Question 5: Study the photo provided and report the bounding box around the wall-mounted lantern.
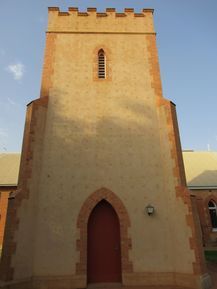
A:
[146,204,155,216]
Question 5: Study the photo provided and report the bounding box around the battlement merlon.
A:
[47,7,155,34]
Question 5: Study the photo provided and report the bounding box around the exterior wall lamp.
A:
[146,204,155,216]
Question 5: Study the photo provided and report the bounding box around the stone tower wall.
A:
[0,8,210,289]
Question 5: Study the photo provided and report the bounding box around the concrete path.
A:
[87,265,217,289]
[207,262,217,287]
[87,284,195,289]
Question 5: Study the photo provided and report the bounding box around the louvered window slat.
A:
[98,49,106,79]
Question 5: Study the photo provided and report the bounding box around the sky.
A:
[0,0,217,152]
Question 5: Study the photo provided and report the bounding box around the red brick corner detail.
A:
[0,97,48,282]
[0,30,55,282]
[40,33,57,97]
[76,187,133,276]
[157,98,207,275]
[147,34,163,99]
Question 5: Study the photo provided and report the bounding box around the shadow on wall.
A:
[33,86,164,239]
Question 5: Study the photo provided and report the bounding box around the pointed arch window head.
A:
[208,200,217,231]
[98,49,106,79]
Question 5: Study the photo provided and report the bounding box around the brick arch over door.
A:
[76,187,133,276]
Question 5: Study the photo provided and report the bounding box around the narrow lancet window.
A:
[98,49,106,79]
[208,200,217,231]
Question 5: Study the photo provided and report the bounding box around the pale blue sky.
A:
[0,0,217,152]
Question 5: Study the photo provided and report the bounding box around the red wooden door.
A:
[87,200,122,283]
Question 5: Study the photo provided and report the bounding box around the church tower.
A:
[0,7,212,289]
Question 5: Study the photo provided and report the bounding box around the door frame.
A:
[87,200,122,283]
[76,187,133,284]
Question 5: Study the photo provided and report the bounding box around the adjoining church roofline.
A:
[47,7,154,17]
[0,153,20,186]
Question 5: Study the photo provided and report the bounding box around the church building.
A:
[0,7,212,289]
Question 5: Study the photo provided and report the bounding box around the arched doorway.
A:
[87,200,122,284]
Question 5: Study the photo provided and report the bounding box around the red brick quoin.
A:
[76,187,133,277]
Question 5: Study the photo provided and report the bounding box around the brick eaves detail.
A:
[143,9,154,14]
[87,8,97,12]
[134,14,145,17]
[68,7,78,12]
[106,8,116,12]
[124,8,134,13]
[48,7,59,12]
[78,12,89,17]
[76,187,133,277]
[58,12,70,16]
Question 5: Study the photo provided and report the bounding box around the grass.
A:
[205,250,217,263]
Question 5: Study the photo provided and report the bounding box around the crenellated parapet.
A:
[47,7,155,34]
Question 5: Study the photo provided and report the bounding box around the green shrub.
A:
[204,250,217,262]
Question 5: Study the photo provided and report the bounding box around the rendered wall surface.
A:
[0,8,211,289]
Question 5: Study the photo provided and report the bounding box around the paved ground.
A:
[87,264,217,288]
[207,262,217,287]
[87,283,211,289]
[87,284,193,289]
